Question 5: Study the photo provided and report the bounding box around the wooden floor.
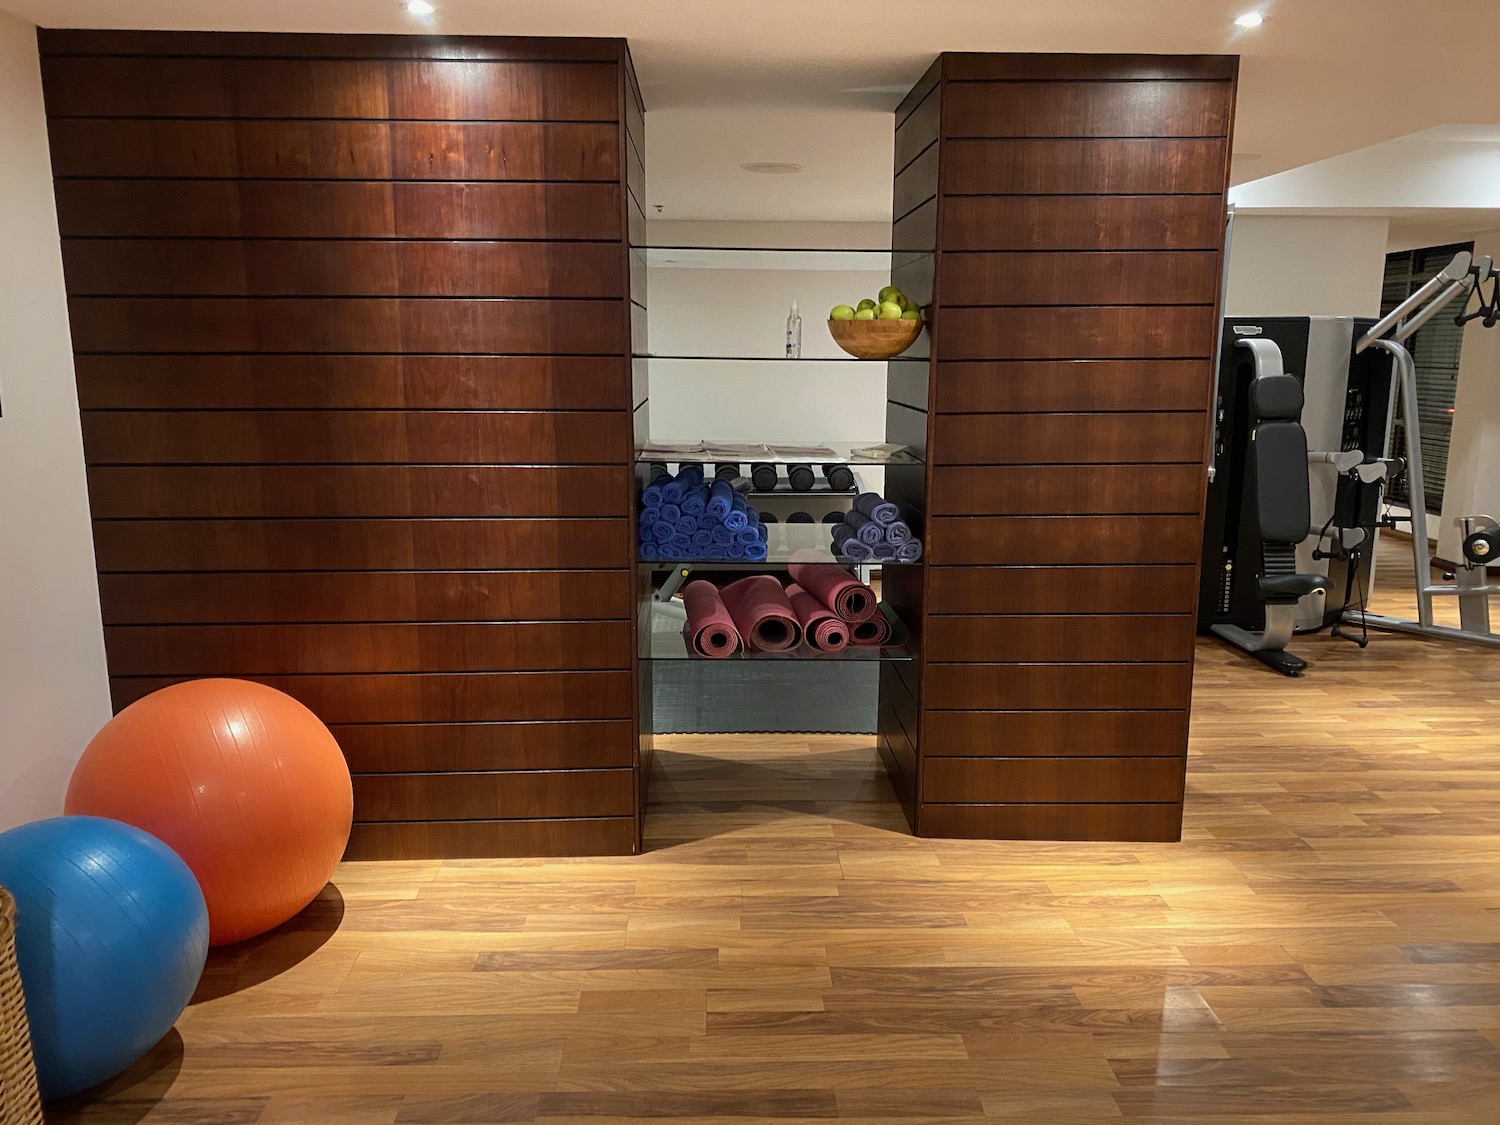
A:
[53,547,1500,1124]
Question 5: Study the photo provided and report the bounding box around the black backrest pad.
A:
[1251,372,1304,421]
[1252,421,1312,543]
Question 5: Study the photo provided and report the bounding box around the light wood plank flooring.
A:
[51,546,1500,1124]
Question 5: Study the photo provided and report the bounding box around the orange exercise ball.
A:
[65,678,352,946]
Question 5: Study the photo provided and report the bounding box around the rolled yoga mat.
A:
[823,464,855,492]
[681,487,709,517]
[787,463,816,492]
[658,502,682,525]
[640,507,660,528]
[714,463,740,481]
[883,519,913,545]
[691,528,714,548]
[787,562,878,623]
[720,575,802,652]
[850,606,892,646]
[786,583,850,653]
[707,478,735,519]
[641,478,666,508]
[895,538,923,563]
[854,491,900,526]
[751,462,779,491]
[845,510,885,546]
[711,526,733,546]
[871,542,896,561]
[724,508,749,532]
[839,539,874,562]
[682,581,741,657]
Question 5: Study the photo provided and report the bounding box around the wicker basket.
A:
[0,891,42,1124]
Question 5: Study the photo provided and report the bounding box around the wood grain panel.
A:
[40,57,619,120]
[929,465,1204,515]
[923,757,1185,804]
[893,198,937,253]
[943,81,1232,138]
[98,570,632,624]
[48,119,620,181]
[932,413,1205,465]
[877,696,918,830]
[920,801,1182,842]
[925,663,1192,711]
[38,29,623,62]
[935,306,1215,361]
[86,465,632,519]
[893,142,940,222]
[344,816,636,860]
[352,769,635,822]
[68,297,625,355]
[103,621,632,675]
[942,196,1224,252]
[923,709,1189,758]
[91,518,631,572]
[942,138,1228,196]
[924,615,1195,664]
[82,411,631,466]
[61,240,625,298]
[926,565,1197,615]
[893,84,939,174]
[74,355,630,411]
[927,516,1203,566]
[54,180,623,239]
[334,719,635,773]
[933,360,1211,413]
[110,670,634,723]
[939,251,1220,307]
[944,53,1237,81]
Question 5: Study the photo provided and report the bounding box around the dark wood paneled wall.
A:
[880,53,1236,842]
[40,31,644,858]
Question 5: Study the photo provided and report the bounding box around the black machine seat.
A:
[1260,573,1330,600]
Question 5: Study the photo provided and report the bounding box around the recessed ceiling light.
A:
[1234,11,1264,28]
[740,162,804,175]
[406,0,435,16]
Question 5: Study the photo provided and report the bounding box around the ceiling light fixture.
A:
[406,0,435,16]
[1234,11,1264,28]
[739,162,804,175]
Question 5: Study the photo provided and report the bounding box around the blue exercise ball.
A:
[0,816,208,1100]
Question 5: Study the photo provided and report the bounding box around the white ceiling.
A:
[8,0,1500,223]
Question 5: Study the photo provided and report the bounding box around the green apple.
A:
[830,304,856,321]
[853,308,877,320]
[878,285,905,305]
[898,294,915,311]
[856,298,878,312]
[877,301,903,320]
[901,307,922,321]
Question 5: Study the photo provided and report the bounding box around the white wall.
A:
[0,11,112,828]
[1437,229,1500,564]
[1224,214,1391,318]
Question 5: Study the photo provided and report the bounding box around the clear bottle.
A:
[785,299,802,358]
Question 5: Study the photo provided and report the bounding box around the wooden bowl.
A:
[827,317,923,360]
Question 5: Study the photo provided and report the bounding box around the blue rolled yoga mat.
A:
[708,479,734,519]
[854,491,900,526]
[745,541,769,561]
[642,480,666,508]
[639,542,658,560]
[692,529,714,547]
[895,539,923,563]
[676,514,699,535]
[669,535,692,556]
[650,521,675,543]
[658,502,682,525]
[872,542,897,561]
[884,519,913,545]
[840,539,875,562]
[724,509,748,532]
[735,527,761,546]
[681,487,709,517]
[640,507,660,527]
[727,542,749,559]
[731,493,748,514]
[711,526,733,545]
[846,510,884,546]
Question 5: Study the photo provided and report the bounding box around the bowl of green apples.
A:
[827,286,924,359]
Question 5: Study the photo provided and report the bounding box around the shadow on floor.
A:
[190,883,346,1004]
[43,1030,185,1125]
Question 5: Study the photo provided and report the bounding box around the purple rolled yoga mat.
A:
[787,562,878,623]
[786,583,849,653]
[854,491,900,526]
[720,575,802,652]
[845,510,885,545]
[682,580,741,658]
[849,607,892,646]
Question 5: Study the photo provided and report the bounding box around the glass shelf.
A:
[642,598,913,662]
[637,522,921,570]
[637,441,919,467]
[636,354,894,364]
[645,247,893,271]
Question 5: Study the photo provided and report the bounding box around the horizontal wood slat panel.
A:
[103,621,632,675]
[939,251,1220,307]
[54,180,623,240]
[932,413,1205,465]
[333,719,636,773]
[923,757,1185,804]
[98,570,632,624]
[929,465,1204,515]
[87,465,632,519]
[40,57,619,120]
[68,297,626,355]
[892,198,937,253]
[926,565,1198,615]
[944,81,1232,138]
[74,355,630,411]
[943,54,1237,82]
[893,86,939,174]
[935,306,1215,361]
[923,709,1189,758]
[344,816,636,860]
[920,802,1183,842]
[927,516,1203,565]
[62,240,625,298]
[110,670,635,722]
[942,138,1228,196]
[38,30,624,62]
[91,518,632,571]
[933,360,1211,413]
[352,769,635,822]
[924,615,1195,664]
[892,142,940,222]
[82,411,631,466]
[926,663,1193,711]
[48,119,620,181]
[942,196,1225,252]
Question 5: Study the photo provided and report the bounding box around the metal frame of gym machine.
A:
[1354,249,1500,649]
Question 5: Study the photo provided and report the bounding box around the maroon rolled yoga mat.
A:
[682,580,741,658]
[849,606,892,647]
[786,583,849,653]
[720,575,802,652]
[787,562,878,623]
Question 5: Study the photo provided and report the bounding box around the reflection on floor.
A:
[50,542,1500,1124]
